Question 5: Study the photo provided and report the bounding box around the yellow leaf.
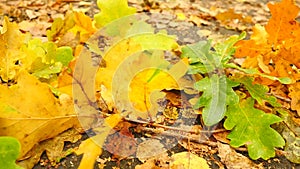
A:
[0,71,80,158]
[76,136,103,169]
[171,152,210,169]
[76,113,122,169]
[47,11,95,50]
[17,128,82,169]
[176,13,186,20]
[0,16,27,81]
[93,34,186,119]
[94,0,136,28]
[68,11,96,42]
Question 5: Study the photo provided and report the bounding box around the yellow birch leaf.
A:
[0,71,80,158]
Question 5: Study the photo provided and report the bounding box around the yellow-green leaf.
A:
[94,0,136,28]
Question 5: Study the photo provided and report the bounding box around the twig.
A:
[124,117,227,134]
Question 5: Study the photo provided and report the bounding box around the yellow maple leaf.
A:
[0,71,80,158]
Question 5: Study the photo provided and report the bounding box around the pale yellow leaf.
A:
[171,152,210,169]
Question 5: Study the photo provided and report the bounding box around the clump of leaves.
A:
[234,0,300,117]
[181,0,300,161]
[1,0,299,168]
[182,32,286,160]
[0,16,73,83]
[181,33,245,126]
[235,0,300,84]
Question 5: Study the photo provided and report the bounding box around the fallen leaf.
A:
[75,135,103,169]
[18,20,51,38]
[0,16,27,81]
[0,71,80,158]
[17,129,82,169]
[236,76,280,107]
[213,131,230,144]
[280,111,300,164]
[217,142,264,169]
[91,16,187,119]
[75,114,122,169]
[47,11,95,50]
[224,97,285,160]
[216,8,252,24]
[105,122,137,158]
[94,0,136,28]
[288,82,300,116]
[136,139,167,162]
[170,152,210,169]
[235,0,300,84]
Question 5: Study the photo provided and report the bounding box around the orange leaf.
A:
[288,82,300,116]
[235,0,300,84]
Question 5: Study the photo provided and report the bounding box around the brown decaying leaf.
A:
[0,71,80,159]
[105,122,137,158]
[217,142,264,169]
[136,139,167,162]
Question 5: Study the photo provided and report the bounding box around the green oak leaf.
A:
[237,76,281,107]
[194,75,239,126]
[0,136,23,169]
[224,98,285,160]
[94,0,136,28]
[55,46,73,67]
[182,34,244,126]
[215,31,246,64]
[225,63,292,84]
[181,40,216,74]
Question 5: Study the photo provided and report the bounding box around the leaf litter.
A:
[0,0,300,169]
